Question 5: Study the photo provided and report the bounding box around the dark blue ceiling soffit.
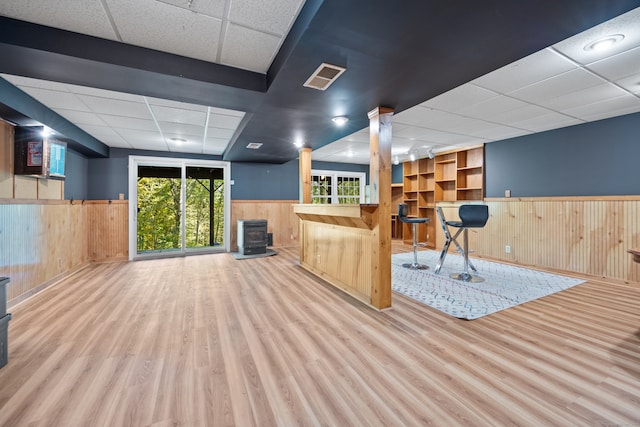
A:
[0,1,638,163]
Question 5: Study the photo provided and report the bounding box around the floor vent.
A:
[303,63,346,91]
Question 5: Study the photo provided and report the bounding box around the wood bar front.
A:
[293,204,390,309]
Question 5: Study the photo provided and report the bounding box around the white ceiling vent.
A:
[246,142,263,149]
[303,63,346,91]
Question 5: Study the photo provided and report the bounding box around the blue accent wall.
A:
[83,148,370,200]
[87,149,129,200]
[392,164,403,184]
[64,149,88,200]
[231,160,370,200]
[485,112,640,197]
[86,148,223,200]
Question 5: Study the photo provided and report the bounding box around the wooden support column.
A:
[299,147,312,204]
[368,107,394,309]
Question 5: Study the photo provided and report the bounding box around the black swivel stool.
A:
[398,203,430,270]
[434,204,488,282]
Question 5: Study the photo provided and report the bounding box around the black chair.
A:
[434,204,488,282]
[398,204,430,270]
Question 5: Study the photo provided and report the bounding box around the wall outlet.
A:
[505,189,511,198]
[505,245,511,254]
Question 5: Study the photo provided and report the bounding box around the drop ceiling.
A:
[0,1,638,163]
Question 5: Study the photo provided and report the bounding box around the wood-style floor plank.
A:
[1,243,639,426]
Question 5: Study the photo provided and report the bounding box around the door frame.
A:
[128,155,231,260]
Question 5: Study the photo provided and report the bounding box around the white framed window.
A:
[311,169,366,204]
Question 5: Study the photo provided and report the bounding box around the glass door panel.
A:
[136,165,183,256]
[185,166,225,251]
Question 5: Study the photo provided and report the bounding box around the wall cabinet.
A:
[401,145,484,247]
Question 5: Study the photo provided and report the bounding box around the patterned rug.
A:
[392,250,585,319]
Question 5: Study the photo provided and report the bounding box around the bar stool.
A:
[434,204,488,282]
[398,203,430,270]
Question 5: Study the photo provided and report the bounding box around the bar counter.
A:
[293,203,391,309]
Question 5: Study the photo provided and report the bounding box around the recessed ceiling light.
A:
[583,34,624,51]
[169,137,187,143]
[332,116,349,126]
[246,142,263,149]
[293,141,303,148]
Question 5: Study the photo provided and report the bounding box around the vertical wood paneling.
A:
[300,221,374,303]
[476,198,640,283]
[0,200,128,304]
[231,200,299,250]
[84,201,128,262]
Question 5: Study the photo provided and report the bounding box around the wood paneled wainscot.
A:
[293,204,391,309]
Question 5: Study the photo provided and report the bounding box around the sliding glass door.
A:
[128,156,230,260]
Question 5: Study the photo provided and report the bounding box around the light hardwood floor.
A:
[1,243,639,426]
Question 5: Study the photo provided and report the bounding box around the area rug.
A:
[392,250,585,319]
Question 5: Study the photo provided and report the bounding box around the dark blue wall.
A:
[485,112,640,197]
[81,147,370,200]
[231,160,298,200]
[392,164,403,184]
[64,149,88,200]
[86,148,223,200]
[231,160,370,200]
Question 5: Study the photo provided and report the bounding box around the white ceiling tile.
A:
[341,130,370,144]
[220,23,280,73]
[393,125,434,140]
[208,114,243,129]
[77,95,150,118]
[159,122,204,136]
[203,137,230,155]
[417,129,483,145]
[564,94,640,121]
[2,74,74,92]
[552,7,640,65]
[616,72,640,94]
[106,0,221,63]
[55,109,108,126]
[586,46,640,81]
[468,125,530,140]
[70,85,144,102]
[421,84,499,112]
[0,0,119,40]
[393,105,437,126]
[151,105,208,125]
[15,87,88,110]
[77,125,131,147]
[209,107,245,117]
[156,0,226,18]
[457,96,533,121]
[99,115,157,131]
[488,103,551,125]
[113,128,167,147]
[146,97,208,111]
[508,68,605,103]
[509,112,583,133]
[206,127,235,139]
[166,139,203,153]
[228,0,305,35]
[472,48,576,94]
[538,83,630,111]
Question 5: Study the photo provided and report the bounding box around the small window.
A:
[311,170,366,204]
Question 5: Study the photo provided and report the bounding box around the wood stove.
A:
[237,219,268,255]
